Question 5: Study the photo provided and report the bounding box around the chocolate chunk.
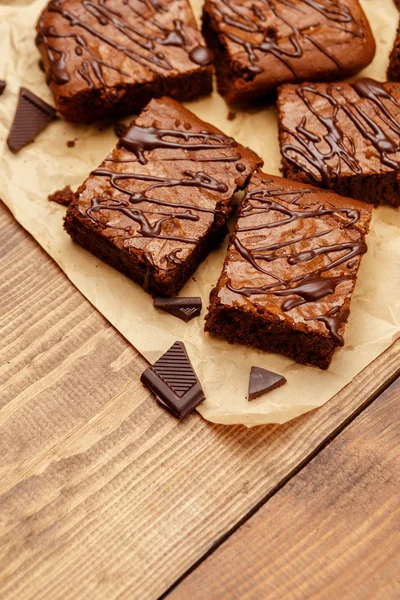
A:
[154,297,202,322]
[248,367,286,401]
[141,341,205,418]
[48,185,74,206]
[0,80,6,96]
[7,87,57,154]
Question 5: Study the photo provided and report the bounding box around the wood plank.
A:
[0,201,399,600]
[168,378,400,600]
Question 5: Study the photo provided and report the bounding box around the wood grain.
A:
[169,378,400,600]
[0,201,399,600]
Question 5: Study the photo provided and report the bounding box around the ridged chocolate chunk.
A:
[141,341,205,418]
[7,87,57,154]
[154,297,202,322]
[248,367,287,401]
[0,81,6,96]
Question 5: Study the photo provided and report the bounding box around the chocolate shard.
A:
[154,297,202,322]
[7,87,57,154]
[248,367,287,401]
[0,80,6,96]
[141,341,205,418]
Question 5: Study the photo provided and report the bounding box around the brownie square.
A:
[205,172,372,369]
[278,79,400,206]
[36,0,214,123]
[202,0,375,104]
[64,97,263,296]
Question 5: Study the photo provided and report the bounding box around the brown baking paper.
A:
[0,0,399,425]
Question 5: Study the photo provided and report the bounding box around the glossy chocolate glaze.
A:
[280,79,400,187]
[218,173,371,345]
[120,124,237,164]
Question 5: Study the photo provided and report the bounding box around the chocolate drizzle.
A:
[305,305,350,345]
[189,45,214,66]
[281,80,400,187]
[213,0,364,80]
[36,0,212,89]
[227,182,368,343]
[120,124,237,164]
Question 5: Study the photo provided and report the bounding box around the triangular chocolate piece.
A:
[154,297,202,322]
[0,80,6,96]
[7,87,57,154]
[141,341,205,418]
[248,367,286,401]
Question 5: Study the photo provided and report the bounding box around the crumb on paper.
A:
[114,122,128,138]
[67,140,76,148]
[227,111,236,121]
[48,185,74,206]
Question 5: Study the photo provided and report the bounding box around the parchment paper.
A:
[0,0,399,425]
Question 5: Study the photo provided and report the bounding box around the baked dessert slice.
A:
[36,0,214,123]
[64,97,262,296]
[202,0,375,104]
[278,79,400,206]
[205,172,372,369]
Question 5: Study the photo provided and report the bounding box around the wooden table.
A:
[1,201,399,600]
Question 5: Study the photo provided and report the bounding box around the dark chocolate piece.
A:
[0,80,6,96]
[48,185,74,206]
[202,0,375,104]
[154,297,202,322]
[64,97,262,297]
[278,79,400,206]
[205,172,372,369]
[7,87,57,154]
[248,367,286,401]
[141,341,205,418]
[36,0,214,123]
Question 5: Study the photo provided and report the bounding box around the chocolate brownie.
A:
[205,172,372,369]
[64,97,262,296]
[278,79,400,206]
[36,0,214,123]
[202,0,375,104]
